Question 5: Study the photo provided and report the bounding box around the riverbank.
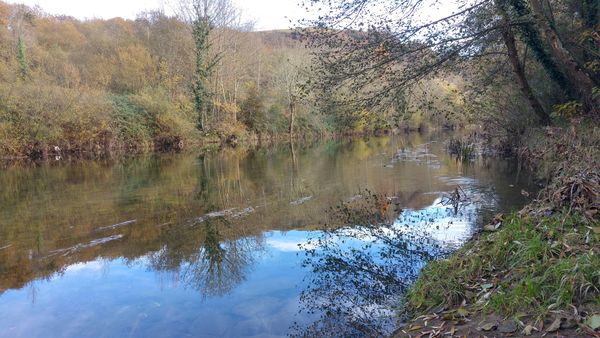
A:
[397,120,600,337]
[0,127,399,163]
[0,130,317,161]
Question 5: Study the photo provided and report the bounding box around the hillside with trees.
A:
[0,1,326,158]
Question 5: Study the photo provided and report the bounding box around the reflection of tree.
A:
[195,154,211,205]
[292,192,452,337]
[147,218,264,298]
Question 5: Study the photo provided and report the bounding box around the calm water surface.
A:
[0,134,534,337]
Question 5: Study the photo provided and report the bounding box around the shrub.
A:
[0,81,112,157]
[112,87,197,152]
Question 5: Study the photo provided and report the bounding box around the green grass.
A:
[407,211,600,318]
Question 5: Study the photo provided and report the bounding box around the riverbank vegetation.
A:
[302,0,599,141]
[0,0,509,160]
[0,0,598,160]
[404,212,600,336]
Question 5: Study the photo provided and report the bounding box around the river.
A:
[0,133,535,337]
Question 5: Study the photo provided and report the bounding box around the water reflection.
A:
[292,187,496,337]
[0,133,535,337]
[147,219,265,298]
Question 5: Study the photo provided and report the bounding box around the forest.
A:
[0,0,510,159]
[0,1,326,158]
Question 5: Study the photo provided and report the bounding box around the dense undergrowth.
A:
[0,82,202,157]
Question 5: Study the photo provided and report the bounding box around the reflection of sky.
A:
[0,234,314,338]
[395,198,481,244]
[0,195,495,338]
[266,231,316,252]
[288,184,503,336]
[332,193,489,247]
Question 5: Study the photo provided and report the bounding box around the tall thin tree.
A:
[178,0,239,130]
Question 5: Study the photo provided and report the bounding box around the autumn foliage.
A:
[0,2,318,158]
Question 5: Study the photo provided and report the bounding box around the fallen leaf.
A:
[523,324,534,336]
[444,326,456,336]
[547,317,563,332]
[479,322,497,331]
[456,308,469,317]
[430,304,445,314]
[498,321,517,333]
[442,314,455,321]
[585,314,600,330]
[409,324,423,331]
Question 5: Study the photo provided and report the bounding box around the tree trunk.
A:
[497,3,550,123]
[503,29,550,123]
[528,0,600,109]
[289,99,296,139]
[496,0,550,122]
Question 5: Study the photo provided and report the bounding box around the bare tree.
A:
[277,50,310,138]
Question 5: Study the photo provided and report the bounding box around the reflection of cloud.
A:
[267,239,316,252]
[333,198,474,244]
[65,261,103,273]
[397,211,473,244]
